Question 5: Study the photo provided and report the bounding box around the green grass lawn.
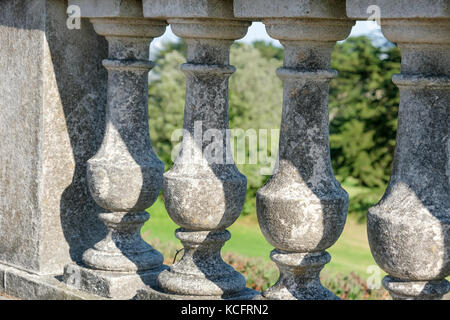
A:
[142,184,384,281]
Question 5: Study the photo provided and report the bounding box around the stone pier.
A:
[0,0,107,299]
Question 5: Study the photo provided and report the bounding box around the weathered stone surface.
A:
[157,230,247,297]
[135,286,258,300]
[256,69,348,255]
[162,61,247,233]
[63,263,166,299]
[0,269,4,292]
[143,2,252,299]
[68,0,143,17]
[0,0,445,302]
[0,263,102,300]
[346,0,450,19]
[60,4,168,299]
[234,0,354,300]
[262,251,337,300]
[143,0,235,19]
[382,277,450,300]
[351,2,450,299]
[0,0,107,275]
[234,0,348,19]
[157,35,250,296]
[82,20,166,272]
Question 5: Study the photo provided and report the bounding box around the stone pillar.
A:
[141,0,255,300]
[63,0,168,299]
[0,0,107,291]
[347,0,450,300]
[235,0,354,300]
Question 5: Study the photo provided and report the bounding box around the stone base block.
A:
[63,263,167,299]
[0,0,108,276]
[0,263,102,300]
[135,285,260,300]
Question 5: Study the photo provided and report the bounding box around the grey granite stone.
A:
[135,286,259,300]
[350,3,450,300]
[234,0,348,19]
[63,263,167,299]
[61,4,168,299]
[262,251,337,300]
[346,0,450,19]
[156,230,247,297]
[0,0,445,302]
[234,0,354,300]
[0,269,4,292]
[382,277,450,300]
[68,0,144,18]
[143,1,252,299]
[0,0,107,275]
[0,263,102,300]
[143,0,235,19]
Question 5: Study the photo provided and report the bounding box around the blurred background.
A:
[143,21,400,299]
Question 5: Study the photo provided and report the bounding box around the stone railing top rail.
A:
[234,0,347,19]
[347,0,450,19]
[69,0,450,19]
[69,0,144,17]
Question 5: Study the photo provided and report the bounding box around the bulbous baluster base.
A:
[82,211,164,272]
[156,229,247,298]
[383,276,450,300]
[64,211,167,299]
[263,250,338,300]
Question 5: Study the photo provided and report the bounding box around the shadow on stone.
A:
[45,5,109,265]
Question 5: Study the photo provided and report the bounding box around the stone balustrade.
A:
[0,0,448,300]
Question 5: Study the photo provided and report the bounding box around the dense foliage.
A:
[329,37,401,189]
[148,36,401,220]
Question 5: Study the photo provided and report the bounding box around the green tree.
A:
[252,40,284,61]
[149,50,186,166]
[329,37,400,189]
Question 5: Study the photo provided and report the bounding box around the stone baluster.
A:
[347,0,450,300]
[141,0,255,299]
[235,0,354,300]
[63,1,167,299]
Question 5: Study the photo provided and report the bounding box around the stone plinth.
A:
[62,264,165,299]
[0,263,103,300]
[0,0,107,279]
